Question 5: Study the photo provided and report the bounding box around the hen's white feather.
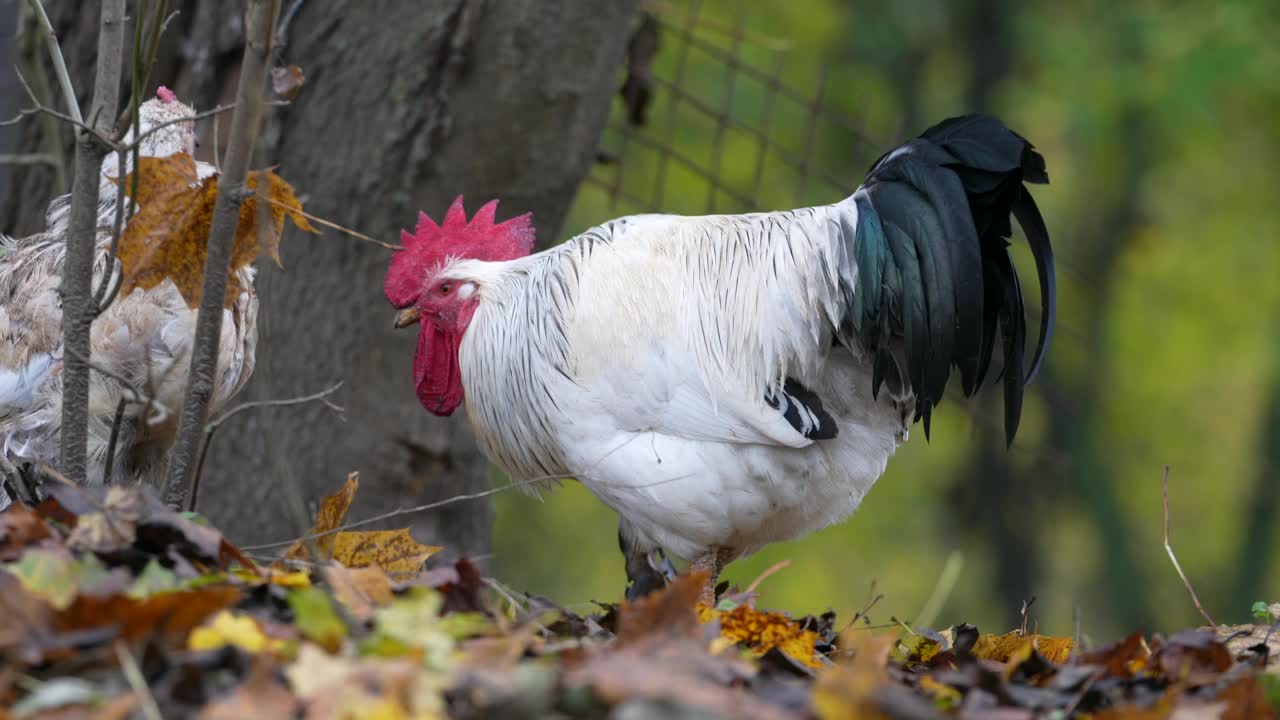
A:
[0,94,258,491]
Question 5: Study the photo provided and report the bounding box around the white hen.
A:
[0,88,257,493]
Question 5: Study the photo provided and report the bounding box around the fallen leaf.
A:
[1079,630,1149,678]
[373,587,454,668]
[65,486,144,554]
[812,632,896,720]
[117,153,316,308]
[323,563,393,622]
[329,529,440,580]
[286,643,448,720]
[200,657,297,720]
[188,609,285,654]
[971,631,1074,665]
[617,570,707,644]
[699,603,824,669]
[56,585,241,645]
[0,571,52,662]
[287,587,347,653]
[4,547,81,609]
[0,504,53,561]
[283,472,359,562]
[1153,630,1233,683]
[271,64,306,99]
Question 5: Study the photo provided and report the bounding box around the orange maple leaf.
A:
[117,153,317,308]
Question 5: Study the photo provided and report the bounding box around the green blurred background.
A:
[491,0,1280,642]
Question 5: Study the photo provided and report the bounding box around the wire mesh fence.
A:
[566,1,881,231]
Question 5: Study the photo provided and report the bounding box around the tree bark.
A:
[197,0,638,560]
[4,0,638,562]
[0,0,20,201]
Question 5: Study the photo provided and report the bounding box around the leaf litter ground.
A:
[1,475,1277,719]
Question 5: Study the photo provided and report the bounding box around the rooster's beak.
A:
[394,307,421,329]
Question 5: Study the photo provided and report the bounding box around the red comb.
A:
[156,86,177,104]
[384,196,535,307]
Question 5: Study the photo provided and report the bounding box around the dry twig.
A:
[189,381,345,511]
[23,0,81,123]
[163,0,279,508]
[239,475,576,552]
[114,641,163,720]
[58,0,126,484]
[1163,465,1218,627]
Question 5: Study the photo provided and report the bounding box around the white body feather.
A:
[447,201,910,561]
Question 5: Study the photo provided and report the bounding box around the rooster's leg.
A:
[619,522,676,601]
[690,547,732,606]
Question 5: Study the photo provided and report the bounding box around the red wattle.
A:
[413,324,464,415]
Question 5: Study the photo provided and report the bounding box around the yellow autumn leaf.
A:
[281,472,360,563]
[188,610,285,654]
[330,529,440,580]
[971,631,1074,665]
[117,153,317,309]
[698,603,824,669]
[232,567,312,588]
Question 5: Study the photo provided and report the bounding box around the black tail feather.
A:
[843,114,1055,444]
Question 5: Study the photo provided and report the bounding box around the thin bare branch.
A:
[113,642,163,720]
[264,196,399,250]
[164,0,280,508]
[12,66,116,147]
[1163,465,1218,627]
[125,104,237,151]
[0,152,59,166]
[239,475,571,552]
[189,381,345,512]
[102,397,128,485]
[59,0,127,484]
[62,343,148,405]
[24,0,82,123]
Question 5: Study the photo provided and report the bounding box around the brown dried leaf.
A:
[282,472,359,562]
[0,571,53,662]
[971,631,1074,665]
[0,504,53,561]
[1152,630,1233,682]
[200,658,298,720]
[65,486,144,554]
[117,154,316,308]
[271,64,306,99]
[329,529,440,581]
[616,570,707,644]
[54,585,241,645]
[1079,631,1149,678]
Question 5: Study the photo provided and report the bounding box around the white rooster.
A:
[0,88,257,493]
[386,115,1055,602]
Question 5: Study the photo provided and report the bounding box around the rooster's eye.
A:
[439,284,452,296]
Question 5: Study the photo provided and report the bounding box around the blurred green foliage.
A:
[492,0,1280,641]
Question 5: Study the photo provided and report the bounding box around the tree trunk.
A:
[0,0,19,201]
[3,0,639,562]
[201,0,638,561]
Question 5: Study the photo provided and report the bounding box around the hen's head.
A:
[134,86,198,157]
[101,87,199,187]
[387,196,535,415]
